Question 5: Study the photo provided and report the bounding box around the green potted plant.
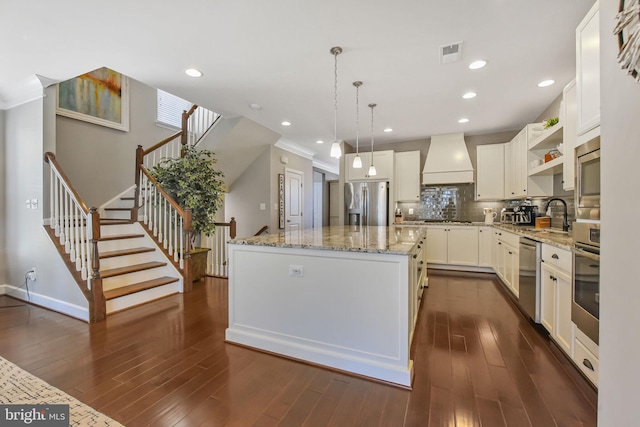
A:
[150,145,225,280]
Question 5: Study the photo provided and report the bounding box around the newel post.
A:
[183,209,193,292]
[180,110,188,149]
[229,217,237,239]
[89,207,106,322]
[133,145,144,222]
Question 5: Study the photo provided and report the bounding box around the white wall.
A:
[598,0,640,424]
[2,94,88,319]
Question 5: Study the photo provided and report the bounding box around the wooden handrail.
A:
[143,130,183,155]
[215,217,236,239]
[139,166,186,215]
[44,152,90,214]
[254,225,269,236]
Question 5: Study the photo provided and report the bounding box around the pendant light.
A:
[330,47,343,158]
[352,81,363,168]
[368,103,377,176]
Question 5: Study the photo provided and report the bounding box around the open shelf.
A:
[529,123,563,150]
[529,156,564,176]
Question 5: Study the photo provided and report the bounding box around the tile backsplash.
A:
[397,183,574,229]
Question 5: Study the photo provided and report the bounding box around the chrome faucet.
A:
[544,198,569,232]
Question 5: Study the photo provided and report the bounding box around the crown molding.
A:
[312,159,339,175]
[0,75,46,110]
[274,139,315,160]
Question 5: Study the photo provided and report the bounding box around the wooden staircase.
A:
[97,195,182,315]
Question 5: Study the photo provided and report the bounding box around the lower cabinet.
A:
[478,227,493,267]
[493,229,520,297]
[540,244,573,356]
[426,226,478,266]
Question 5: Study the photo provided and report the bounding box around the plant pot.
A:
[190,247,211,282]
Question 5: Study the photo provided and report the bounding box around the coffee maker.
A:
[514,205,538,226]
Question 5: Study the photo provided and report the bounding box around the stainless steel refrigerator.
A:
[344,181,389,226]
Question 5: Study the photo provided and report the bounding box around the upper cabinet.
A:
[562,79,577,191]
[505,127,528,198]
[476,144,505,201]
[576,0,600,142]
[395,151,421,202]
[345,150,394,181]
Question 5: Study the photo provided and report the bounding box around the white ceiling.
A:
[1,0,595,169]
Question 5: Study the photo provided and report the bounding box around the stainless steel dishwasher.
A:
[519,237,541,322]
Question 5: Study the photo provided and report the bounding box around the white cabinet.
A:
[562,79,577,191]
[576,0,600,138]
[395,151,421,202]
[478,227,493,267]
[574,328,599,387]
[540,244,573,356]
[426,226,478,266]
[493,229,520,297]
[345,150,394,181]
[476,144,505,200]
[505,128,527,199]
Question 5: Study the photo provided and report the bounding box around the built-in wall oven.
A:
[575,138,600,221]
[572,222,600,344]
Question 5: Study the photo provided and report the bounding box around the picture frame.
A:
[279,174,285,229]
[56,67,130,131]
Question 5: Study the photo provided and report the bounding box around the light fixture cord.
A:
[370,104,375,165]
[355,84,359,153]
[334,51,338,145]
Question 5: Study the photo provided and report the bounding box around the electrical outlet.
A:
[260,203,266,211]
[31,198,38,209]
[27,268,36,281]
[289,265,304,277]
[409,208,414,215]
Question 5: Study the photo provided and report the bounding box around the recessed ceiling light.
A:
[537,79,555,88]
[316,140,324,144]
[469,60,487,70]
[281,121,291,126]
[185,68,203,78]
[249,103,262,110]
[458,118,470,123]
[384,128,393,133]
[462,92,477,99]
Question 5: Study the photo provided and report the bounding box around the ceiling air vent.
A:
[440,41,463,64]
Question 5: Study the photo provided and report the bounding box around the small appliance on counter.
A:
[500,208,515,224]
[514,204,538,226]
[483,208,497,225]
[395,208,403,223]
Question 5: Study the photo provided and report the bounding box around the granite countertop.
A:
[492,224,574,250]
[230,225,426,255]
[394,220,574,249]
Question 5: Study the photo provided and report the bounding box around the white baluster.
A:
[49,168,55,228]
[64,190,71,252]
[69,203,77,263]
[80,211,87,280]
[173,209,179,262]
[179,216,184,269]
[56,179,62,240]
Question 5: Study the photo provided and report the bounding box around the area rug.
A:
[0,356,123,426]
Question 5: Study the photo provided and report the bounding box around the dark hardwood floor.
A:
[0,271,597,426]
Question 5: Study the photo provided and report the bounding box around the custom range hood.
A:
[422,132,474,184]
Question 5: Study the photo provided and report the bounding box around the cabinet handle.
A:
[419,261,424,265]
[478,194,480,197]
[552,254,559,260]
[550,275,554,280]
[417,245,421,249]
[508,251,513,255]
[413,254,417,259]
[479,230,482,233]
[583,359,595,371]
[498,242,502,245]
[499,233,502,236]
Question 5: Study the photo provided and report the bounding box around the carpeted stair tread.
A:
[99,247,156,259]
[101,261,167,278]
[104,276,179,300]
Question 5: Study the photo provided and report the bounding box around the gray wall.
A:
[270,146,314,232]
[0,109,5,285]
[599,0,640,424]
[534,93,563,124]
[55,77,174,207]
[225,146,271,238]
[2,95,88,316]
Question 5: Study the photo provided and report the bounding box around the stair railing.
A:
[201,218,237,278]
[44,152,105,322]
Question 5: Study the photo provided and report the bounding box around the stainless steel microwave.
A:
[575,138,600,221]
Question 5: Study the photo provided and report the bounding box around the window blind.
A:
[157,89,192,129]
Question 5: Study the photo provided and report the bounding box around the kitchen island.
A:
[225,225,427,387]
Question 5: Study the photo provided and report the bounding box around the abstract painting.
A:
[57,67,130,131]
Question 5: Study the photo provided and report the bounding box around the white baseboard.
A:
[0,284,89,322]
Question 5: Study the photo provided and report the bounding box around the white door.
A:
[285,168,304,232]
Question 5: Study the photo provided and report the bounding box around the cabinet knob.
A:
[412,254,417,259]
[508,251,513,255]
[550,275,554,280]
[478,194,480,197]
[498,242,502,245]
